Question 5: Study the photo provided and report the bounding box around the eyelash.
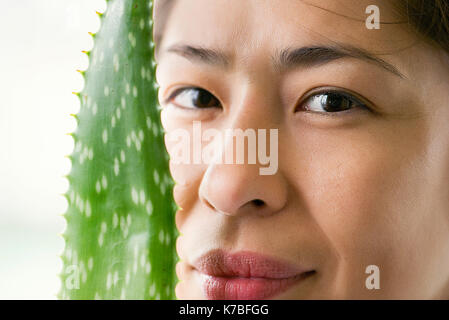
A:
[297,89,370,116]
[166,87,222,110]
[166,86,370,115]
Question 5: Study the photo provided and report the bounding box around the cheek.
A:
[285,119,433,292]
[161,108,203,185]
[162,115,208,220]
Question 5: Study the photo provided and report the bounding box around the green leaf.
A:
[59,0,178,300]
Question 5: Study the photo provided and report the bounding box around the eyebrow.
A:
[163,43,406,79]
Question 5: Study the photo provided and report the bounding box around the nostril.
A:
[252,199,265,207]
[203,198,215,211]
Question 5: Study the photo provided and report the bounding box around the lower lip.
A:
[201,272,312,300]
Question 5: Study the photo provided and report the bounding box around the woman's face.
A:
[155,0,449,299]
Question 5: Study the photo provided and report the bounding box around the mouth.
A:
[193,249,316,300]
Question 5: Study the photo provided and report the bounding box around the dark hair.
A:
[153,0,449,57]
[395,0,449,53]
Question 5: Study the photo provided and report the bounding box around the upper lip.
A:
[193,249,309,279]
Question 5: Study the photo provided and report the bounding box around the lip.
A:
[193,249,314,300]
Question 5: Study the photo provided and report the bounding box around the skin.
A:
[154,0,449,299]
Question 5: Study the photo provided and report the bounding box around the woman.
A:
[153,0,449,299]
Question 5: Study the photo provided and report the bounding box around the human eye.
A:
[296,89,370,115]
[166,87,222,110]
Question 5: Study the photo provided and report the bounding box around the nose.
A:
[199,158,288,217]
[198,88,288,217]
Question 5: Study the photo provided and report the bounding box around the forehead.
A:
[159,0,413,57]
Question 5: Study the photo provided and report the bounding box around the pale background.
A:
[0,0,107,299]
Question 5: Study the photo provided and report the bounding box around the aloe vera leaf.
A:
[59,0,178,300]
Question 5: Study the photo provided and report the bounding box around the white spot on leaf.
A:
[131,188,138,204]
[149,283,156,296]
[101,221,107,233]
[113,54,119,72]
[158,230,164,243]
[153,170,160,184]
[146,201,153,216]
[128,32,136,47]
[138,130,144,141]
[102,175,108,189]
[125,83,130,95]
[98,233,104,247]
[113,212,118,228]
[75,141,82,153]
[165,233,171,245]
[106,272,112,289]
[88,257,94,270]
[139,190,146,204]
[85,200,91,218]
